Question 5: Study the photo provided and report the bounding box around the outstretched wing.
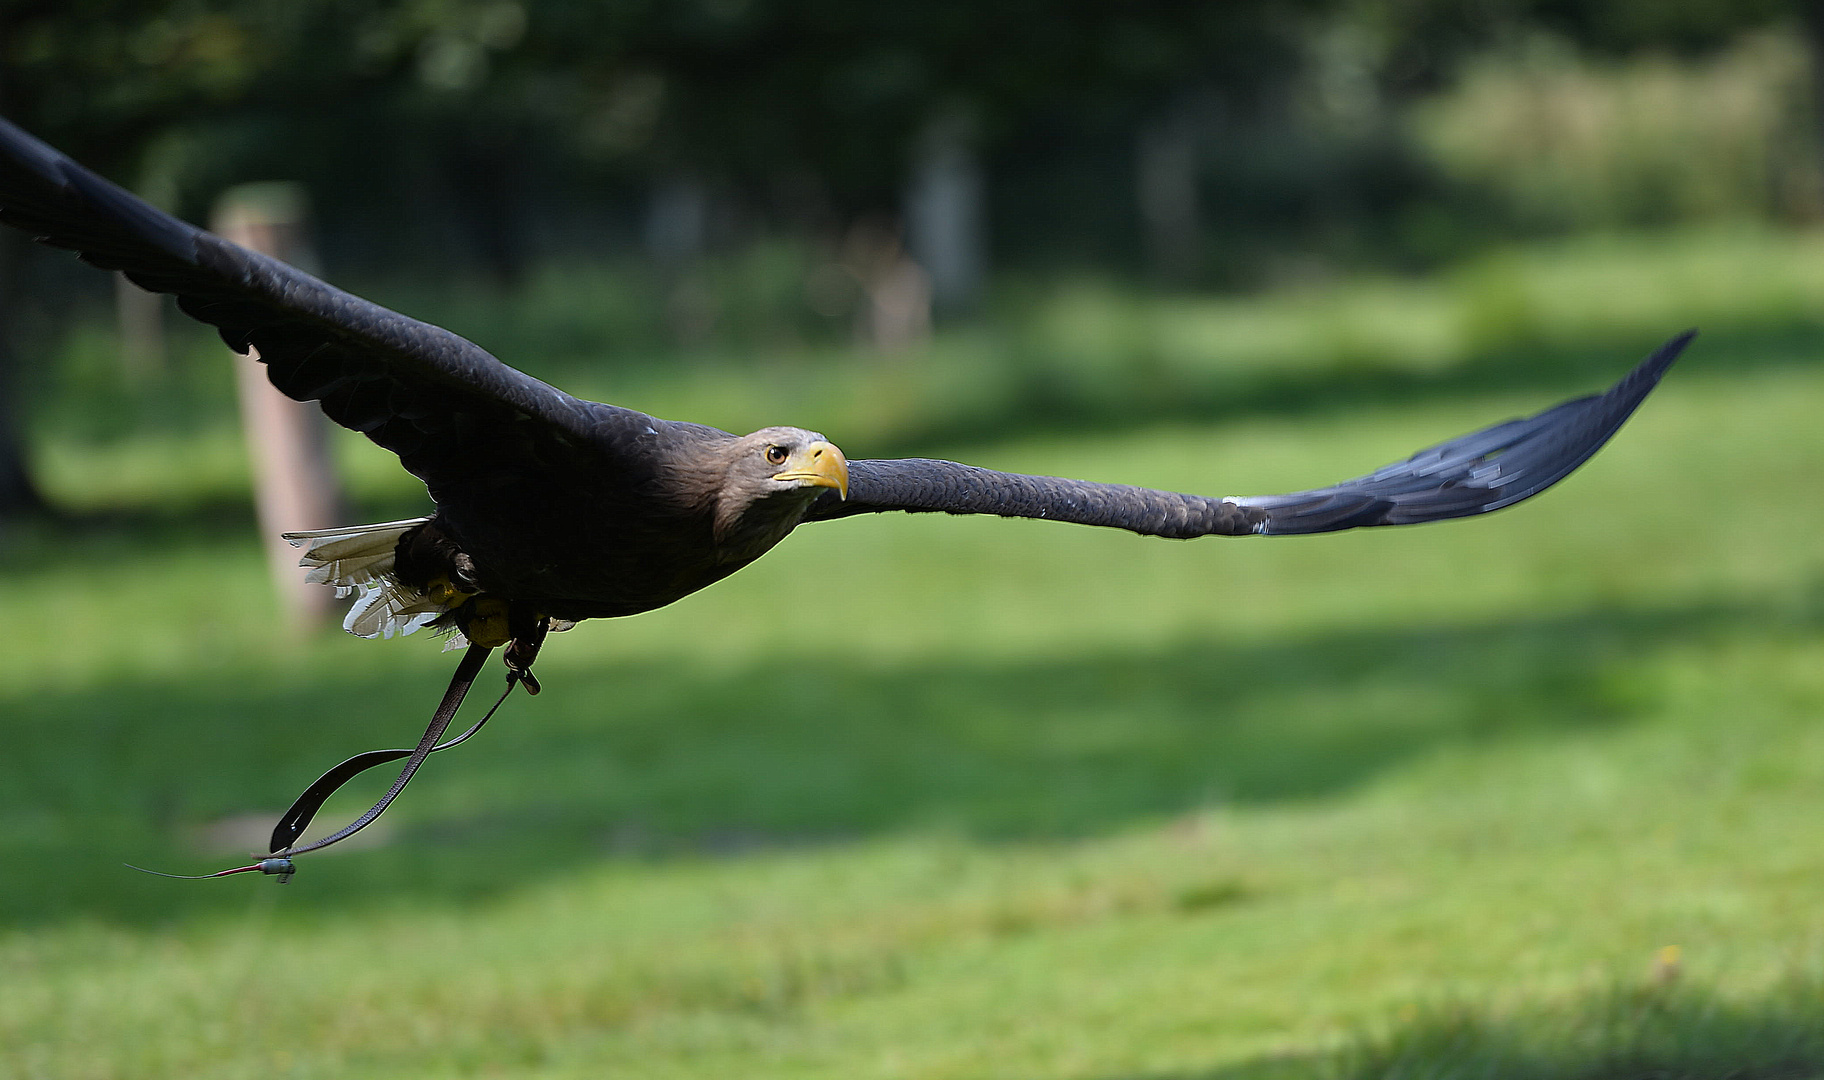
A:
[805,332,1690,538]
[0,116,652,497]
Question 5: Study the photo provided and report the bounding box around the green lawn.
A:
[4,227,1824,1079]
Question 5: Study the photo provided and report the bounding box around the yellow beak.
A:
[772,440,849,500]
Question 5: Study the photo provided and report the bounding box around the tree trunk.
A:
[1137,107,1204,283]
[213,183,347,634]
[115,272,166,380]
[905,112,986,316]
[1802,1,1824,202]
[0,231,48,523]
[644,172,710,262]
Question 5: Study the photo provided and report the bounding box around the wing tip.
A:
[1636,328,1696,384]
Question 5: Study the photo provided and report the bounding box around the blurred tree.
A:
[1338,0,1794,92]
[3,0,1816,318]
[905,112,984,313]
[1,0,1342,305]
[0,235,46,522]
[1136,96,1207,282]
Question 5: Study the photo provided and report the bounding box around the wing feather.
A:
[804,332,1690,539]
[0,116,656,497]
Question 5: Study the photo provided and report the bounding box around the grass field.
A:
[4,227,1824,1079]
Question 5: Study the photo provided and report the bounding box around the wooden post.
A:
[212,183,347,634]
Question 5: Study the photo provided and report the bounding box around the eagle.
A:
[0,117,1688,874]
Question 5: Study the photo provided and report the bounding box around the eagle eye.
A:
[765,445,789,466]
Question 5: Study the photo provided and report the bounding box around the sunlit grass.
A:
[4,227,1824,1079]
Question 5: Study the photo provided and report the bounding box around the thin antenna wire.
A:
[127,858,296,883]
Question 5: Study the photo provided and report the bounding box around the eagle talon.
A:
[503,611,550,695]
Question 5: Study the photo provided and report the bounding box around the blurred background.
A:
[4,2,1824,1078]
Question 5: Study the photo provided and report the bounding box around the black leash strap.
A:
[267,644,518,852]
[263,691,507,852]
[132,620,551,883]
[270,642,497,859]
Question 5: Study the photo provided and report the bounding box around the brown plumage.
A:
[0,115,1689,863]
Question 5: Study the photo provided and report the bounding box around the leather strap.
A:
[271,642,496,858]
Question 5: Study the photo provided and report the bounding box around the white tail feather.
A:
[283,517,453,639]
[344,579,447,639]
[284,517,430,589]
[281,518,582,644]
